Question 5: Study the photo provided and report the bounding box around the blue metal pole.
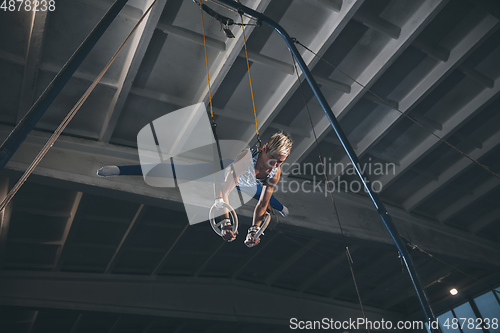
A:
[0,0,129,172]
[216,0,440,329]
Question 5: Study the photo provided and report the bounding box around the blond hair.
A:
[266,131,293,155]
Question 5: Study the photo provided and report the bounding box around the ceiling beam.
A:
[193,240,226,278]
[17,10,48,122]
[230,231,280,280]
[157,23,226,51]
[52,191,83,267]
[411,38,450,62]
[239,50,294,75]
[361,92,399,109]
[99,0,169,143]
[352,11,401,40]
[454,132,483,149]
[0,178,13,270]
[360,257,430,302]
[328,252,394,298]
[285,0,449,171]
[54,194,89,271]
[242,0,364,148]
[469,206,500,234]
[105,204,147,273]
[314,76,351,94]
[107,316,121,333]
[12,206,72,218]
[265,239,319,286]
[338,15,499,182]
[411,114,443,131]
[411,271,500,316]
[129,86,192,108]
[297,246,360,293]
[70,313,84,333]
[40,61,118,89]
[315,0,342,12]
[131,87,312,138]
[2,127,500,267]
[173,322,186,333]
[142,319,155,333]
[458,64,495,88]
[151,223,189,276]
[27,310,38,333]
[403,130,500,211]
[81,0,143,20]
[436,170,500,223]
[376,76,500,190]
[0,271,403,325]
[382,266,454,310]
[0,49,24,66]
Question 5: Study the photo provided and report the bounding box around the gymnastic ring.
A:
[209,197,238,237]
[253,211,271,240]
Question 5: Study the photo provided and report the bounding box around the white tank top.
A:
[236,148,277,187]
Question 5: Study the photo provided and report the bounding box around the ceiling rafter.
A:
[52,191,84,268]
[242,0,364,147]
[458,64,495,88]
[17,10,48,122]
[437,170,500,224]
[54,194,90,271]
[151,223,189,276]
[0,271,404,325]
[352,10,401,40]
[285,0,449,171]
[81,0,143,20]
[469,206,500,234]
[403,130,500,212]
[328,252,394,298]
[70,313,84,333]
[454,131,483,149]
[142,319,156,333]
[360,257,430,303]
[107,316,122,333]
[0,178,13,270]
[194,0,273,105]
[377,76,500,190]
[27,310,38,333]
[411,271,500,316]
[193,239,226,277]
[382,266,452,310]
[411,38,450,62]
[297,245,360,293]
[265,238,319,286]
[3,126,499,265]
[230,231,280,280]
[157,22,226,51]
[105,204,147,273]
[99,0,169,143]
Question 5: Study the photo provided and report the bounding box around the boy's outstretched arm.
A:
[245,168,281,247]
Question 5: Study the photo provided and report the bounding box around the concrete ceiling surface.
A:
[1,0,500,332]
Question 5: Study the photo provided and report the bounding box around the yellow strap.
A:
[240,15,260,141]
[200,1,214,118]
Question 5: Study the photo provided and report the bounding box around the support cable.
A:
[0,0,160,212]
[293,39,500,181]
